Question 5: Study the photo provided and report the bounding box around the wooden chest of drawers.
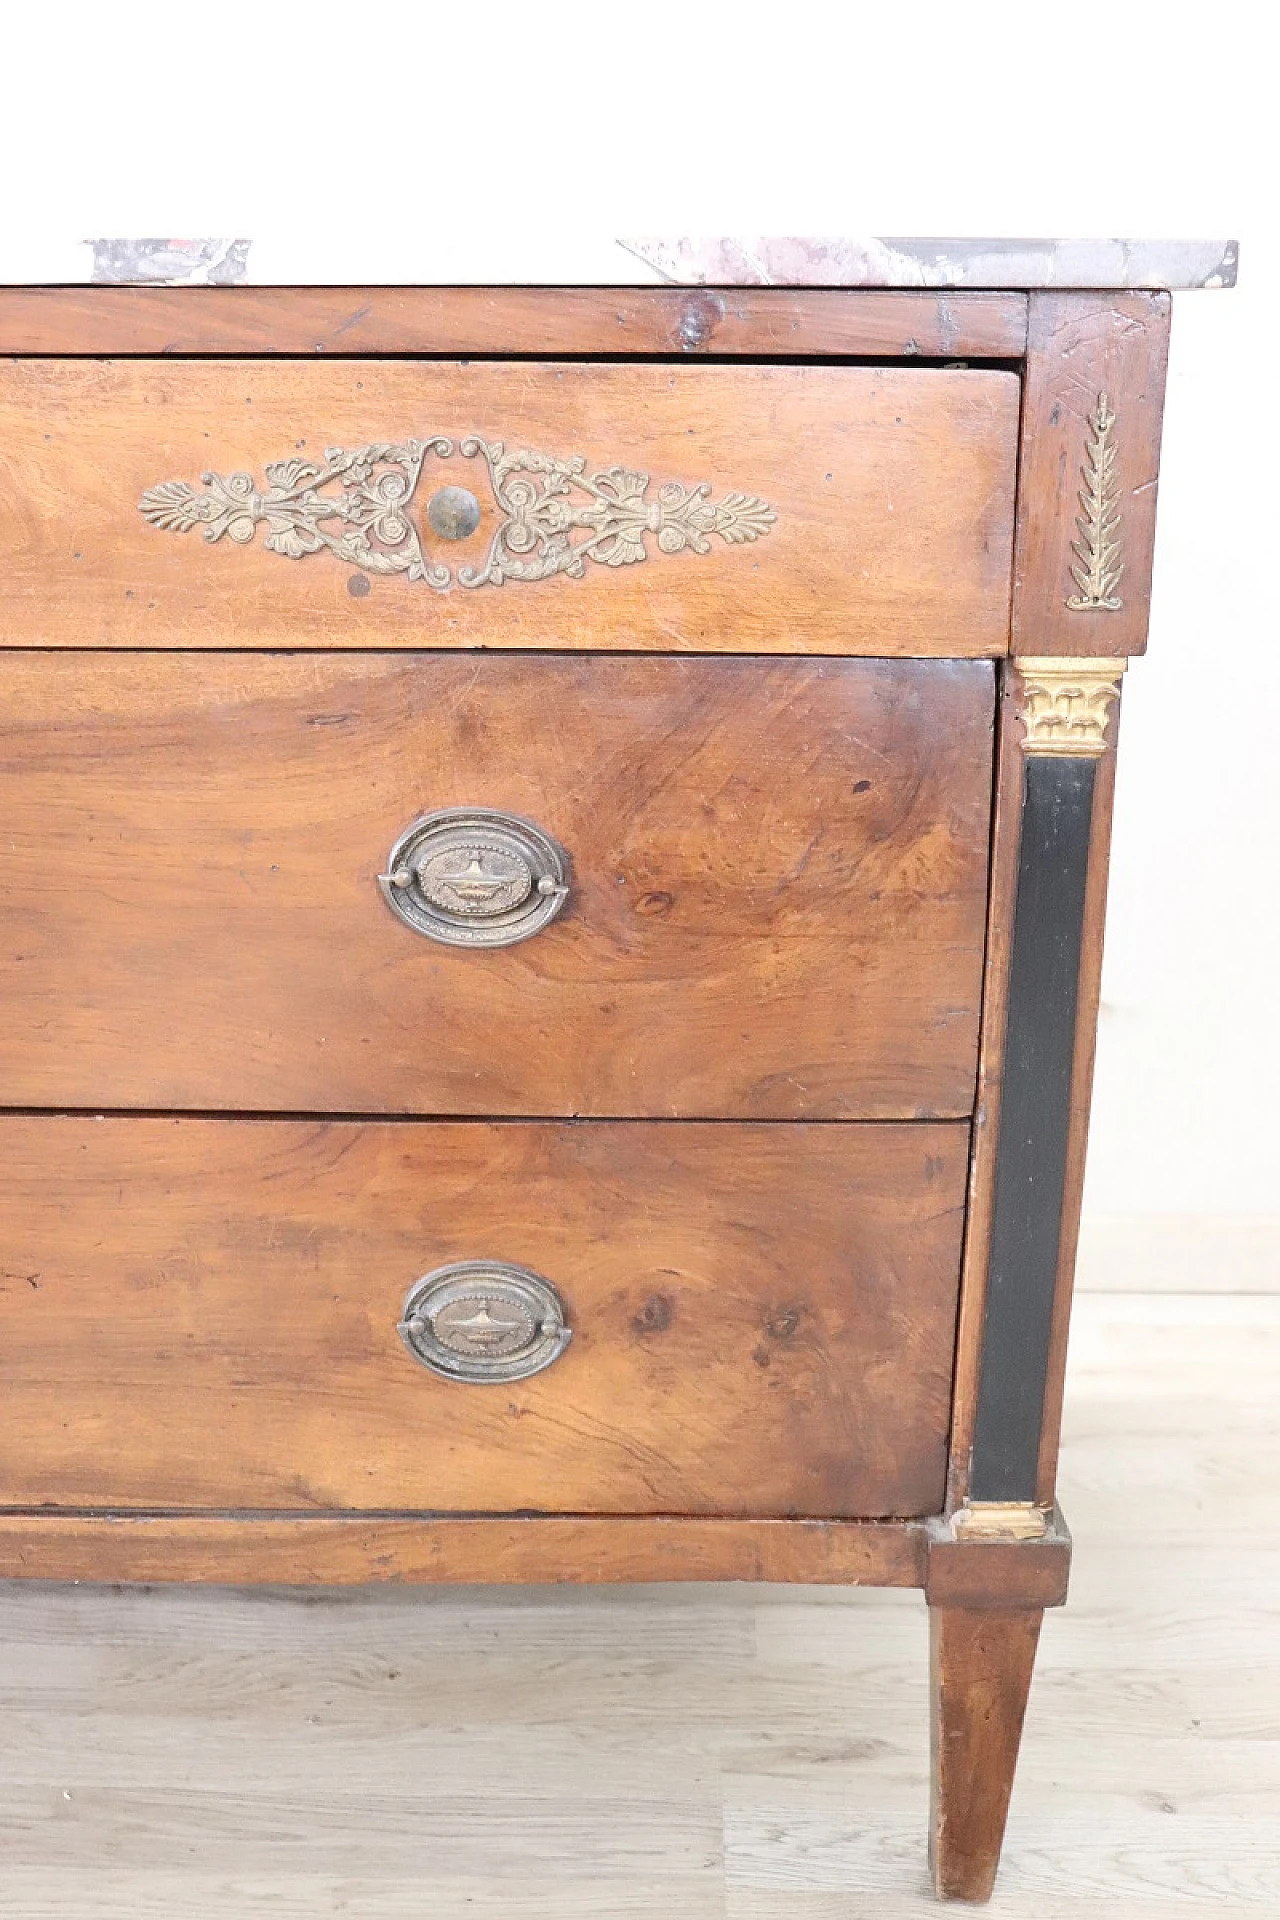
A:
[0,245,1234,1901]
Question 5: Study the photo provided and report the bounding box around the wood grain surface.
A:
[0,1116,968,1518]
[0,284,1030,358]
[0,359,1019,653]
[947,666,1027,1506]
[930,1605,1044,1900]
[1012,292,1171,657]
[0,652,994,1118]
[0,1514,926,1588]
[924,1510,1071,1611]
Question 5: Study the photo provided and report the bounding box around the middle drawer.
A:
[0,651,993,1118]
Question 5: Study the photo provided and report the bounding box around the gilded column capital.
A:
[1015,656,1127,757]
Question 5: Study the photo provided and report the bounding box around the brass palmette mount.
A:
[138,436,776,593]
[1066,390,1124,612]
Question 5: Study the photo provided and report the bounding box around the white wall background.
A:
[1080,251,1279,1289]
[0,4,1272,1288]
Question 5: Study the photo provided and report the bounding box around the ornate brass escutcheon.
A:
[398,1262,571,1384]
[138,436,775,594]
[378,807,569,948]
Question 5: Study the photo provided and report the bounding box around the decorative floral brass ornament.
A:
[139,440,456,586]
[398,1262,571,1384]
[1017,657,1126,757]
[138,436,776,592]
[1066,391,1124,611]
[379,808,570,947]
[456,439,775,586]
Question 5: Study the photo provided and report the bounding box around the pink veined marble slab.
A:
[0,237,1238,289]
[619,236,1239,290]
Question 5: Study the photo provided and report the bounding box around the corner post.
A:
[932,289,1172,1901]
[950,288,1171,1527]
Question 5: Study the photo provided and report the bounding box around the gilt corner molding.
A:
[950,1502,1051,1542]
[138,436,776,594]
[1066,390,1125,612]
[1016,657,1127,757]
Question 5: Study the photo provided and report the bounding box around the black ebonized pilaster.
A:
[969,754,1098,1502]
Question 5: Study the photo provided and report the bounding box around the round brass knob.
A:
[378,807,570,947]
[397,1262,571,1383]
[426,485,481,541]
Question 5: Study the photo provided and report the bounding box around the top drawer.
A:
[0,360,1018,654]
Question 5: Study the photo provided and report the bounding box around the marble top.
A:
[2,237,1238,290]
[623,237,1238,291]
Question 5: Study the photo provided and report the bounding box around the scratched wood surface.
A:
[1012,292,1170,658]
[930,1605,1045,1900]
[0,284,1032,358]
[0,358,1019,653]
[0,1514,927,1590]
[0,1293,1274,1917]
[0,652,993,1118]
[0,1116,968,1518]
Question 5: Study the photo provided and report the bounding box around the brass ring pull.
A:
[398,1262,571,1384]
[378,807,569,948]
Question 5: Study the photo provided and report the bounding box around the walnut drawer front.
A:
[0,1116,966,1519]
[0,652,993,1119]
[0,359,1018,655]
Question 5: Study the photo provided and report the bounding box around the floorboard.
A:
[1,1293,1277,1917]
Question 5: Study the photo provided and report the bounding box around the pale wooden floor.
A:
[2,1292,1277,1918]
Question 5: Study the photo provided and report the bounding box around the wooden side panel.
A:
[0,652,994,1120]
[0,285,1030,358]
[0,359,1019,654]
[0,1513,927,1587]
[1012,291,1171,657]
[0,1117,969,1520]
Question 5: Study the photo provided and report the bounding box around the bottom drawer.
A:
[0,1118,966,1519]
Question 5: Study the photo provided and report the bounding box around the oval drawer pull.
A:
[378,807,569,947]
[398,1262,571,1383]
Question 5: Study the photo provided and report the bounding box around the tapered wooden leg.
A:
[929,1604,1043,1902]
